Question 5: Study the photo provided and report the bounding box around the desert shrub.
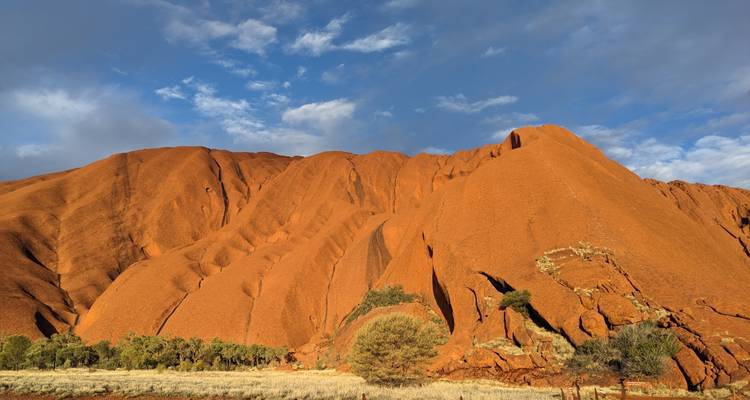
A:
[611,321,679,377]
[500,290,532,317]
[177,359,193,371]
[349,313,445,386]
[570,322,680,378]
[569,338,619,372]
[0,335,31,370]
[346,285,416,324]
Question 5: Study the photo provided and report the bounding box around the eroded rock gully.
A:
[1,125,749,390]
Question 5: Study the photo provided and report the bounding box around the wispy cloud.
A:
[341,23,411,53]
[418,146,451,155]
[374,110,393,118]
[487,112,540,140]
[382,0,420,11]
[211,58,257,77]
[260,0,305,24]
[286,14,349,56]
[436,94,518,114]
[14,89,97,120]
[155,85,186,100]
[287,16,410,56]
[246,80,278,91]
[321,64,345,84]
[481,46,506,58]
[158,3,277,56]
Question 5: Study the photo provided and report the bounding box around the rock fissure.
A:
[208,150,230,227]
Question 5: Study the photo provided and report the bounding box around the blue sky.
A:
[1,1,749,187]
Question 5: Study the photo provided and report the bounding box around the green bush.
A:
[611,321,679,377]
[24,337,57,369]
[570,322,680,378]
[348,313,445,386]
[569,338,618,372]
[0,335,31,370]
[346,285,416,324]
[500,290,531,317]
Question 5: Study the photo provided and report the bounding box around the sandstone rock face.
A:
[1,125,749,388]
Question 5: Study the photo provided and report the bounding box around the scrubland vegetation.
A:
[345,285,417,323]
[0,332,287,372]
[570,321,680,378]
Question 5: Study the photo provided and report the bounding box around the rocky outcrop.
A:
[1,125,749,389]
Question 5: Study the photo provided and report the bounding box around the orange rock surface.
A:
[1,125,749,389]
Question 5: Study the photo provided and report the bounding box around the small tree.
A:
[500,290,532,317]
[24,337,57,369]
[0,335,31,370]
[349,313,444,386]
[91,340,119,369]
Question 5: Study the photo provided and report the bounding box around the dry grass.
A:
[0,369,559,399]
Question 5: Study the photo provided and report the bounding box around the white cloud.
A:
[260,0,305,24]
[14,89,97,120]
[282,99,356,132]
[629,135,750,188]
[164,17,235,48]
[16,144,56,158]
[287,14,349,56]
[1,85,176,178]
[192,84,263,138]
[374,110,393,118]
[211,58,256,77]
[436,94,518,113]
[160,4,277,57]
[577,123,750,188]
[321,64,345,84]
[383,0,420,10]
[246,80,277,91]
[481,46,506,58]
[282,81,291,89]
[341,23,411,53]
[263,93,289,107]
[703,111,750,131]
[287,16,410,56]
[231,19,277,55]
[484,112,539,126]
[296,66,307,78]
[418,146,451,155]
[155,85,186,100]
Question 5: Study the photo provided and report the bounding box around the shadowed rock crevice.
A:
[34,311,58,337]
[477,271,512,293]
[432,269,455,333]
[509,131,522,149]
[208,150,230,227]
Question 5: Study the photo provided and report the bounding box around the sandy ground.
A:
[0,369,729,400]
